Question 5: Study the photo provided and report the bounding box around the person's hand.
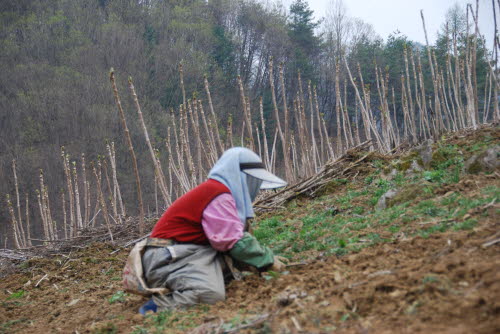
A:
[270,255,288,272]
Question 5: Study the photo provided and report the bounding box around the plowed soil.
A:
[1,216,499,333]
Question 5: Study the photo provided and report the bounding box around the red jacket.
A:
[151,179,230,244]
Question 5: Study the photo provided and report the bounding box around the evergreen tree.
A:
[287,0,321,84]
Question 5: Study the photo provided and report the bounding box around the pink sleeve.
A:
[201,193,244,252]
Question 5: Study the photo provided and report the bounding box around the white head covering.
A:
[208,147,287,225]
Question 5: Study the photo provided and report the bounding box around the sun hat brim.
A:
[242,168,287,189]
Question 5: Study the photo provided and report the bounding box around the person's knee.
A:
[198,288,225,304]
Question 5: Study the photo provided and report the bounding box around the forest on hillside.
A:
[0,0,497,246]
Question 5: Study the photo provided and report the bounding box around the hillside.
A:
[1,126,499,334]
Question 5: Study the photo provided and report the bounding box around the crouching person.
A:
[126,147,287,314]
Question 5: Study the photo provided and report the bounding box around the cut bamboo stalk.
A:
[471,1,480,124]
[345,60,384,151]
[154,173,158,216]
[110,69,145,234]
[169,110,189,190]
[241,119,245,147]
[11,160,26,247]
[290,134,298,178]
[43,182,55,241]
[237,76,254,150]
[354,98,361,145]
[227,114,234,148]
[270,129,279,173]
[403,46,417,143]
[297,71,313,175]
[335,62,343,155]
[102,160,117,225]
[293,97,306,177]
[39,170,52,241]
[107,143,124,222]
[61,147,75,237]
[314,86,334,160]
[203,75,224,154]
[416,49,432,139]
[62,191,67,240]
[25,194,31,247]
[391,87,401,145]
[401,77,410,141]
[165,127,190,193]
[111,143,125,217]
[445,53,459,131]
[357,64,376,149]
[86,173,91,227]
[165,135,174,199]
[179,104,197,188]
[105,144,118,221]
[179,63,187,112]
[72,162,83,230]
[194,101,205,180]
[197,99,218,166]
[36,190,48,242]
[313,85,326,163]
[484,72,493,122]
[381,70,397,147]
[409,48,424,138]
[6,195,21,249]
[91,162,101,227]
[439,71,454,131]
[92,162,114,243]
[279,62,291,176]
[190,99,204,183]
[256,123,262,159]
[268,58,291,181]
[307,81,319,171]
[421,10,444,135]
[246,97,255,149]
[259,97,271,170]
[81,153,89,227]
[343,77,354,148]
[452,27,466,129]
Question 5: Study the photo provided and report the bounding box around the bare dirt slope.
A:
[1,127,499,334]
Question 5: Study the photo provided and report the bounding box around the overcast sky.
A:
[284,0,496,49]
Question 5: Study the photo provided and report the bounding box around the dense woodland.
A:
[0,0,497,247]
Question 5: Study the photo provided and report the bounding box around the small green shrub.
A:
[108,291,127,304]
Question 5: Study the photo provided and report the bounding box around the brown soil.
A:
[217,217,500,333]
[2,216,498,333]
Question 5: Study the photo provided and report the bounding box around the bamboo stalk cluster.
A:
[4,7,499,248]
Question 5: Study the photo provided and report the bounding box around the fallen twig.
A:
[226,313,270,333]
[482,238,500,248]
[35,273,48,287]
[291,316,303,331]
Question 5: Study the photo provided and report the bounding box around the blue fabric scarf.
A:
[208,147,262,226]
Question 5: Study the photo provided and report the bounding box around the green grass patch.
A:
[252,136,498,263]
[6,290,25,300]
